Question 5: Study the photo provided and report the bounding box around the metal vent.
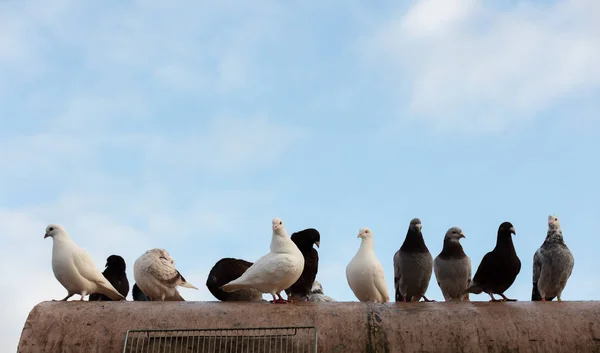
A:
[122,326,318,353]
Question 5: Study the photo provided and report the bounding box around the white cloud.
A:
[363,0,600,133]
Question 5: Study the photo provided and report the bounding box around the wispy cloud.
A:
[362,0,600,133]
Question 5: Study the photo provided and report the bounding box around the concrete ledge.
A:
[18,301,600,353]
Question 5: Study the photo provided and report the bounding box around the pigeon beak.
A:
[315,241,320,248]
[416,224,422,231]
[460,233,466,239]
[510,227,516,235]
[44,233,49,239]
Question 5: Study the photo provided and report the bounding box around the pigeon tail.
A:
[464,282,483,295]
[179,281,198,290]
[97,282,126,301]
[221,282,247,293]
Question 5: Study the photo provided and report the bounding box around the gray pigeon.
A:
[532,215,574,302]
[393,218,434,302]
[307,280,335,302]
[433,227,471,302]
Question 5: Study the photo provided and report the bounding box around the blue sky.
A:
[1,0,600,350]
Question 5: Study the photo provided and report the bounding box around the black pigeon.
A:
[89,255,130,301]
[132,283,150,301]
[284,228,321,301]
[465,222,521,302]
[206,258,263,301]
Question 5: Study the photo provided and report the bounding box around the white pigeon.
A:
[221,217,305,303]
[44,224,126,301]
[346,228,390,303]
[133,248,198,301]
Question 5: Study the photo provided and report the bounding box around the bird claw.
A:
[270,299,289,304]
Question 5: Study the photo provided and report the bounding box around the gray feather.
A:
[395,250,433,301]
[433,227,471,302]
[434,256,471,302]
[532,216,574,301]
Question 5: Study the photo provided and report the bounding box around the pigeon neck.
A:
[53,233,74,245]
[495,231,515,250]
[359,237,375,251]
[270,232,290,253]
[400,230,428,253]
[544,229,565,244]
[438,239,466,259]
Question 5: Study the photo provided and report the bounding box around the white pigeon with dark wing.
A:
[133,248,198,301]
[44,224,126,301]
[221,217,305,303]
[532,215,575,302]
[346,228,390,303]
[433,227,471,302]
[307,280,335,302]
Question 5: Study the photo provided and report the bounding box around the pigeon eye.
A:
[279,221,282,225]
[554,218,558,221]
[49,227,54,231]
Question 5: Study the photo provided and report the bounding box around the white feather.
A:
[346,228,390,303]
[45,224,125,301]
[133,248,197,301]
[221,217,305,299]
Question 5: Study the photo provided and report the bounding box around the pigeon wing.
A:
[72,250,125,300]
[374,260,390,302]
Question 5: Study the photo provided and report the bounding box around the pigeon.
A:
[465,221,521,302]
[532,215,575,302]
[221,217,305,304]
[206,258,263,301]
[132,283,150,301]
[44,224,126,301]
[89,255,130,301]
[393,218,434,302]
[307,280,335,302]
[346,228,390,303]
[133,248,198,301]
[285,228,321,302]
[433,227,471,302]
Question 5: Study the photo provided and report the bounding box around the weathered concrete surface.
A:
[17,301,600,353]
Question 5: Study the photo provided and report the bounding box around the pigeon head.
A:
[44,224,67,239]
[150,248,174,263]
[291,228,321,250]
[498,221,516,236]
[409,218,422,232]
[106,255,127,272]
[357,228,373,239]
[310,280,324,294]
[271,217,286,236]
[444,226,466,242]
[547,215,561,232]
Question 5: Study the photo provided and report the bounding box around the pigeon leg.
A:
[271,293,288,304]
[422,296,436,303]
[541,297,546,302]
[54,293,74,302]
[557,296,562,302]
[488,293,502,302]
[499,293,517,302]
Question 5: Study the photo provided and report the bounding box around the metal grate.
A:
[122,326,318,353]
